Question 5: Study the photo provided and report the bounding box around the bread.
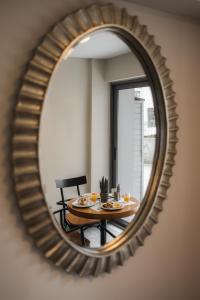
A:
[78,197,88,206]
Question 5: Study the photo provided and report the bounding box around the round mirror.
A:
[12,3,177,275]
[39,30,157,249]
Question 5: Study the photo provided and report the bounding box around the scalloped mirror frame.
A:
[11,3,178,276]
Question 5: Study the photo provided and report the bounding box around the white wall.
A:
[91,59,110,191]
[0,0,200,300]
[39,58,91,210]
[105,52,145,82]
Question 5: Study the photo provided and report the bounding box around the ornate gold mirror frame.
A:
[11,3,178,276]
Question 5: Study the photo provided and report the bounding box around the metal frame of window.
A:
[110,77,151,188]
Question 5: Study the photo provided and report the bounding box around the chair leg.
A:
[60,210,67,232]
[80,227,85,246]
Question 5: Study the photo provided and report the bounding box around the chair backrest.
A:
[55,176,87,206]
[54,176,87,231]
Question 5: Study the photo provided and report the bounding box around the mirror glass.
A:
[39,30,157,249]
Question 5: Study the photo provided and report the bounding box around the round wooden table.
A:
[67,199,139,245]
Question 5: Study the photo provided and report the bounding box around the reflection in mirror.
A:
[39,30,156,249]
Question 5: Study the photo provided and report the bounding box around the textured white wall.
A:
[0,0,200,300]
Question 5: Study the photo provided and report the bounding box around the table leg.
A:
[100,220,107,246]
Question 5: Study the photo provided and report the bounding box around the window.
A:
[147,107,155,127]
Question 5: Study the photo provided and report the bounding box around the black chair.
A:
[53,176,99,246]
[55,176,87,206]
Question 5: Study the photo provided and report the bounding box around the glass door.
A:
[111,80,156,200]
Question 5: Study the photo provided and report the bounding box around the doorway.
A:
[110,78,156,200]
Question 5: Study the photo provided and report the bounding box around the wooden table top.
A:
[67,199,140,220]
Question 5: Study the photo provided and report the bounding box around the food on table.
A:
[102,202,113,208]
[102,201,122,209]
[78,197,88,206]
[113,202,121,208]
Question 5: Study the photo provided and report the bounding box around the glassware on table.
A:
[123,193,131,202]
[90,193,98,202]
[111,188,117,196]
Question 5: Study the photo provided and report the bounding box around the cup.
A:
[90,193,98,203]
[123,193,130,202]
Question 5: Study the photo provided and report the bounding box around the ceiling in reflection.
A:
[70,31,130,59]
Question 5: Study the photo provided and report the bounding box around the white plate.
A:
[101,202,124,211]
[72,199,96,208]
